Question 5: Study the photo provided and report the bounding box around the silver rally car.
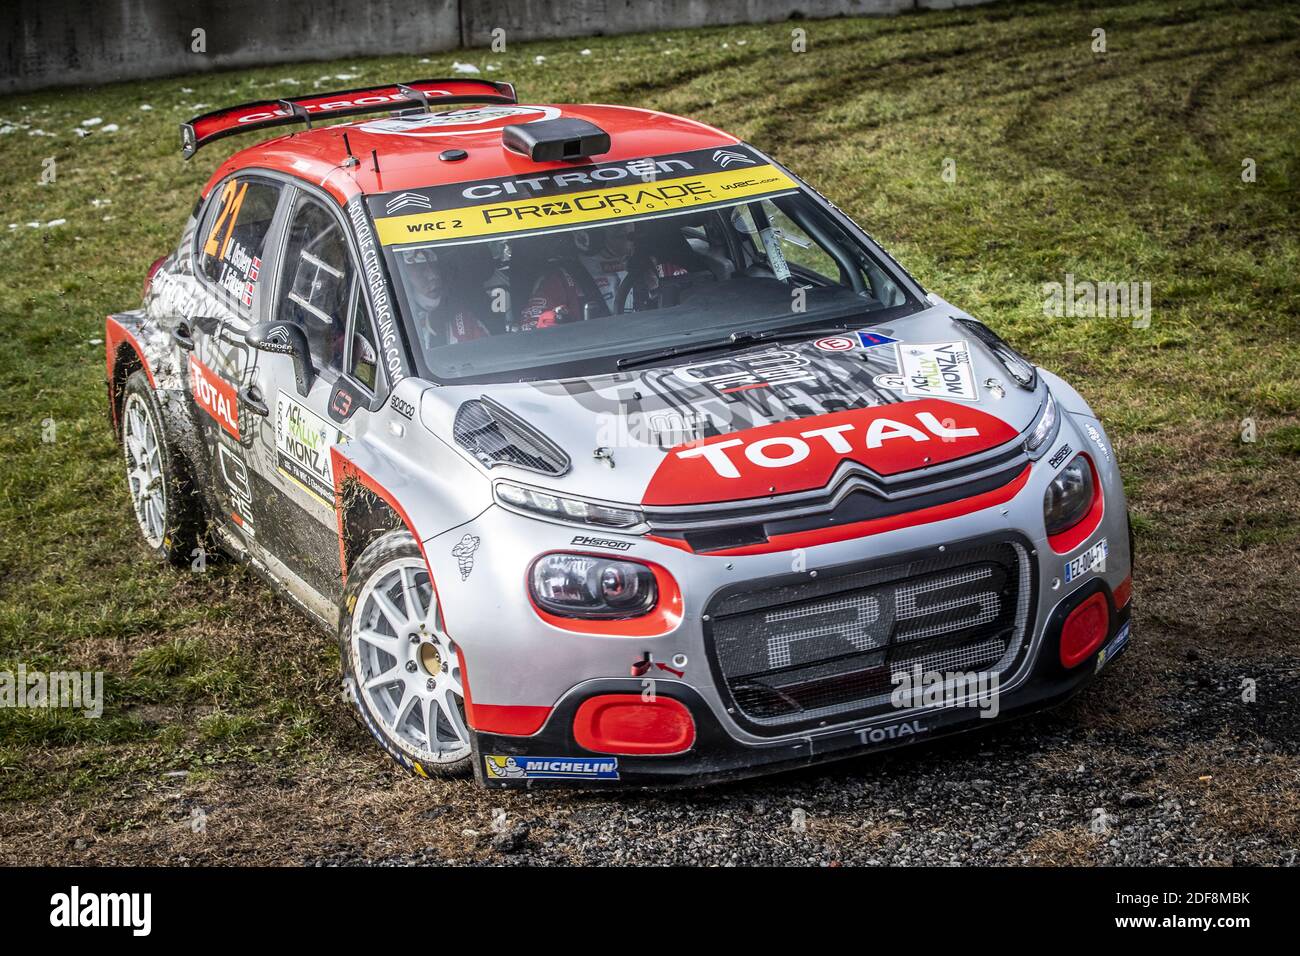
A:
[106,80,1132,788]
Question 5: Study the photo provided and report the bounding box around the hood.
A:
[419,306,1045,508]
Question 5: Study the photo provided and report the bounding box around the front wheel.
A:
[339,530,472,777]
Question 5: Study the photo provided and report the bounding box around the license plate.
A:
[1064,538,1108,583]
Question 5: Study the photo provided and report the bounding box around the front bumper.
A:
[472,584,1131,790]
[427,412,1133,790]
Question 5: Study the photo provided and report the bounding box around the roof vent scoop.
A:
[502,118,610,162]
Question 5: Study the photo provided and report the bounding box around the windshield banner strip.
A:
[373,164,799,247]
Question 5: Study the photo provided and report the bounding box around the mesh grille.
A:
[453,398,570,475]
[706,539,1033,731]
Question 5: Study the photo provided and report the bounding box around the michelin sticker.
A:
[484,755,620,781]
[1095,621,1131,673]
[275,392,344,505]
[874,341,979,402]
[1064,537,1108,583]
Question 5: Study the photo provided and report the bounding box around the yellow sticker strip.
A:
[374,165,800,246]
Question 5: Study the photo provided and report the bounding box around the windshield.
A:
[375,158,921,384]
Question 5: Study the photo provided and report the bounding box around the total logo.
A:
[643,399,1018,506]
[188,355,240,440]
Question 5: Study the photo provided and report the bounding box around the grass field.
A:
[1,0,1297,864]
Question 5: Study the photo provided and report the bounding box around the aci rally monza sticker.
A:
[874,341,979,402]
[275,392,345,505]
[484,755,620,781]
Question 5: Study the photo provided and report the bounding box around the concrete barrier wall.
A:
[2,0,996,95]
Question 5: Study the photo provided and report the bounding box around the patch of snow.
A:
[102,123,119,133]
[81,117,103,127]
[451,61,480,74]
[139,104,153,111]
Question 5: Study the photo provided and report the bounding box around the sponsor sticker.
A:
[814,335,856,352]
[1086,422,1111,463]
[815,330,898,352]
[216,444,255,535]
[874,341,978,402]
[1064,537,1108,583]
[571,535,634,551]
[451,533,480,581]
[484,755,619,781]
[373,161,798,246]
[673,348,817,395]
[274,392,343,505]
[188,355,240,439]
[643,399,1018,506]
[856,332,899,348]
[1095,621,1131,673]
[361,105,559,138]
[347,197,406,385]
[1049,444,1073,469]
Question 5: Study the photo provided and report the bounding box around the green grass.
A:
[1,0,1297,812]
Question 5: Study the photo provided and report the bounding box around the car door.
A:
[243,186,387,608]
[184,173,287,554]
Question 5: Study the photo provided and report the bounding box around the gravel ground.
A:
[300,656,1298,867]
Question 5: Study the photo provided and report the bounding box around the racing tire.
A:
[339,530,473,778]
[120,370,203,568]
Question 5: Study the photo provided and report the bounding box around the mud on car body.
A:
[106,79,1133,788]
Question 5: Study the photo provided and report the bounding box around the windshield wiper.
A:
[615,323,851,370]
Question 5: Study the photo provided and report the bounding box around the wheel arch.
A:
[106,315,155,438]
[330,449,431,584]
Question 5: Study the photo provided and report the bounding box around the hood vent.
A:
[454,397,571,476]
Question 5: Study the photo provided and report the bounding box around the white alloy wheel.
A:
[349,556,471,765]
[123,392,167,549]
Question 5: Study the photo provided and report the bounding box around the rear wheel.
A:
[339,530,472,777]
[121,371,201,567]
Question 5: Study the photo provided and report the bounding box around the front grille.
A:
[704,537,1034,733]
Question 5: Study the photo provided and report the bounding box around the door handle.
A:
[239,382,269,417]
[172,322,195,351]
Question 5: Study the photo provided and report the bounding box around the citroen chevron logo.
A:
[713,149,754,168]
[385,191,432,214]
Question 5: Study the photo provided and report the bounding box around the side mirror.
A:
[246,321,315,395]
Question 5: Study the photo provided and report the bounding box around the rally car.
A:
[106,79,1133,787]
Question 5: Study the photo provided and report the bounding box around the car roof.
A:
[202,103,740,206]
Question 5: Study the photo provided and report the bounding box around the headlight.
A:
[495,480,644,530]
[530,553,658,619]
[1043,454,1095,536]
[1023,391,1059,459]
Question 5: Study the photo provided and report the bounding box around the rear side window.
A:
[198,177,281,311]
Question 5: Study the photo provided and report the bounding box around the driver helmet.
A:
[399,248,445,311]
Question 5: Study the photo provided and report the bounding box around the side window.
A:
[277,196,354,373]
[348,291,381,391]
[763,201,842,283]
[198,177,281,310]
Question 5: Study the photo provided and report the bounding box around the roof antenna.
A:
[371,149,381,175]
[341,132,359,168]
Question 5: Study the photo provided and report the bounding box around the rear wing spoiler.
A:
[180,78,517,158]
